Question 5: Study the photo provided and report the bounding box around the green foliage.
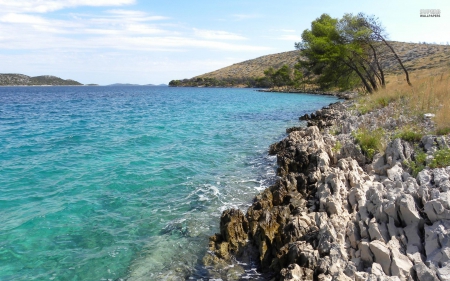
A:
[296,13,399,93]
[405,148,450,176]
[355,102,371,115]
[404,149,427,177]
[354,94,397,114]
[394,127,424,142]
[430,149,450,169]
[353,127,385,160]
[332,141,342,153]
[253,64,306,89]
[169,77,251,88]
[169,80,182,86]
[375,97,390,107]
[297,14,362,90]
[436,127,450,135]
[169,65,302,88]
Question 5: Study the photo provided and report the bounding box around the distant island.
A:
[106,83,168,87]
[0,74,168,87]
[0,74,83,86]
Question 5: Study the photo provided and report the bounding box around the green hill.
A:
[0,74,83,86]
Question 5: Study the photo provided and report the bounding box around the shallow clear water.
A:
[0,86,337,280]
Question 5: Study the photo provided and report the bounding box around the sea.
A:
[0,86,337,281]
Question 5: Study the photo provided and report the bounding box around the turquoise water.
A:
[0,86,337,280]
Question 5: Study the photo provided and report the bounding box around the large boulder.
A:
[219,208,249,255]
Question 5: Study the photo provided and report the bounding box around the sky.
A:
[0,0,449,85]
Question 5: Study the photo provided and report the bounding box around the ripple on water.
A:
[0,86,337,280]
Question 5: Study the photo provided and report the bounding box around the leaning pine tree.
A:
[296,13,411,93]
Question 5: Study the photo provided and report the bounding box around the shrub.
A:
[376,97,391,107]
[430,149,450,168]
[332,141,342,153]
[405,149,427,177]
[394,127,424,142]
[353,127,386,160]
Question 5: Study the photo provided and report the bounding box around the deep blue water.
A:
[0,86,337,280]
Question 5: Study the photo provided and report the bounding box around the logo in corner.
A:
[420,9,441,17]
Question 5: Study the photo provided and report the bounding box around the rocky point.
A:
[204,100,450,281]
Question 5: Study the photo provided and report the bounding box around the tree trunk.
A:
[345,59,373,93]
[368,43,385,88]
[382,39,412,86]
[356,59,378,91]
[351,48,383,88]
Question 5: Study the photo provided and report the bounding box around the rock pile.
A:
[205,101,450,281]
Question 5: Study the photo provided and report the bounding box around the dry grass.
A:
[356,69,450,134]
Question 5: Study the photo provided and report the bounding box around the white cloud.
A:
[0,0,135,13]
[82,36,269,52]
[0,13,47,24]
[0,2,274,84]
[0,7,269,53]
[193,28,246,40]
[105,9,169,21]
[0,12,269,52]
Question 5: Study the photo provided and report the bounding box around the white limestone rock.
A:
[424,220,450,267]
[417,170,432,187]
[421,136,436,152]
[437,263,450,281]
[385,139,412,168]
[369,240,391,275]
[424,199,450,223]
[397,194,421,225]
[414,262,440,281]
[433,168,450,187]
[388,238,413,281]
[387,164,404,182]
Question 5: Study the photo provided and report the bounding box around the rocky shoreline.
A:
[203,99,450,281]
[256,89,358,100]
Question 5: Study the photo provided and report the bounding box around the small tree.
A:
[296,13,411,93]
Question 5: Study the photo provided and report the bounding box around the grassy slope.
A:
[195,50,299,81]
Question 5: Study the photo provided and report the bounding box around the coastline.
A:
[256,89,358,100]
[204,97,450,280]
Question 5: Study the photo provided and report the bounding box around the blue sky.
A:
[0,0,449,85]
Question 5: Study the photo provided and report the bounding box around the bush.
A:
[332,141,342,153]
[430,149,450,168]
[353,127,386,160]
[394,127,423,142]
[405,149,427,177]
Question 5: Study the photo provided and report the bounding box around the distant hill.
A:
[197,51,299,81]
[106,83,168,86]
[169,42,450,88]
[170,51,299,87]
[0,74,83,86]
[106,83,141,86]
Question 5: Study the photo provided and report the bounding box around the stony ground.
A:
[204,100,450,281]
